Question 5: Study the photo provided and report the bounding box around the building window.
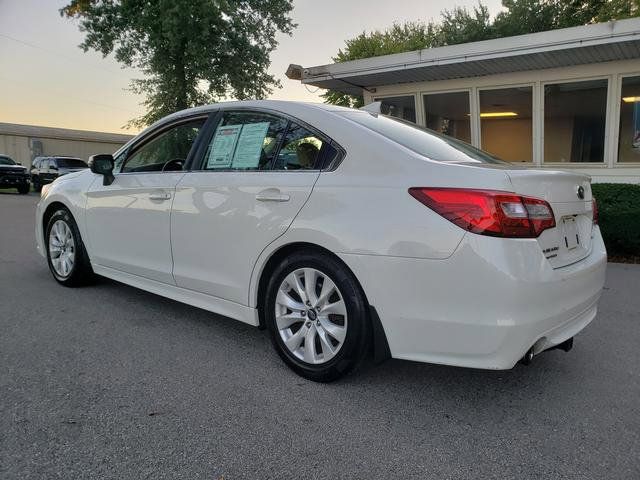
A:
[479,86,533,162]
[618,75,640,163]
[374,96,416,123]
[423,91,471,143]
[544,79,607,163]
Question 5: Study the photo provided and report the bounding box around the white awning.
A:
[295,18,640,95]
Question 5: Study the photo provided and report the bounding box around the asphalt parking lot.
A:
[1,192,639,479]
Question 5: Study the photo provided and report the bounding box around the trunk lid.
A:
[505,169,594,268]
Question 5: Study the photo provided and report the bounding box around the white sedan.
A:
[36,100,607,381]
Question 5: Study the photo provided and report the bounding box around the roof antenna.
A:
[360,101,382,114]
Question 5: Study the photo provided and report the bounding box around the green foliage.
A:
[592,183,640,255]
[324,0,640,106]
[61,0,295,128]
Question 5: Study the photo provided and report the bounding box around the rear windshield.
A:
[342,112,507,165]
[57,158,88,168]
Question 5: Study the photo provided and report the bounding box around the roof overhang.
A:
[0,122,133,144]
[296,18,640,96]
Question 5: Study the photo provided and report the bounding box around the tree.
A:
[323,22,439,108]
[323,0,640,106]
[61,0,295,128]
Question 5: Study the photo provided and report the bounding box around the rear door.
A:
[171,109,336,305]
[85,115,208,283]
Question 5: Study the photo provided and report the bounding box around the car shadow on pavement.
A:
[91,274,577,398]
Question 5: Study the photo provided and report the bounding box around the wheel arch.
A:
[42,201,71,242]
[253,241,391,363]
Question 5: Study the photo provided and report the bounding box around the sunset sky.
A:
[0,0,502,134]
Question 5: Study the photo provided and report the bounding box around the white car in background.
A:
[35,100,607,381]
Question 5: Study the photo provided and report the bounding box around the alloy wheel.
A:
[49,219,75,278]
[275,268,348,364]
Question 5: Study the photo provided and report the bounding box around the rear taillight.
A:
[408,188,555,238]
[592,198,598,225]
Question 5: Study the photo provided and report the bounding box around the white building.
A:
[294,18,640,183]
[0,123,133,168]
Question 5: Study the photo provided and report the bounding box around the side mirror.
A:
[88,154,115,186]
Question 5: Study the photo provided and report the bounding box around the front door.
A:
[171,110,334,305]
[85,116,207,284]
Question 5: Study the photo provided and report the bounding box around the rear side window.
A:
[342,111,507,164]
[273,122,325,170]
[202,111,287,170]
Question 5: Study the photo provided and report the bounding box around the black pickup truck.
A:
[0,155,30,194]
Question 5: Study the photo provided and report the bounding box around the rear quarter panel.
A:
[248,110,516,306]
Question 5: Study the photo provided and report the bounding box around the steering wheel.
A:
[162,159,185,172]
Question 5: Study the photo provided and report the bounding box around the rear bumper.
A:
[339,227,607,370]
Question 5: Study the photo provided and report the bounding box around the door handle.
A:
[149,191,172,201]
[256,189,290,202]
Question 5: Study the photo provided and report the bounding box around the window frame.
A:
[191,107,345,173]
[116,114,211,175]
[477,83,535,164]
[612,71,640,166]
[540,75,611,166]
[421,88,473,144]
[373,94,419,124]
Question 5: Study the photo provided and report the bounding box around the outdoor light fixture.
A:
[622,96,640,103]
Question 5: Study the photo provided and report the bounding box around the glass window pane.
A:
[274,122,324,170]
[202,111,287,170]
[121,120,204,173]
[423,91,471,143]
[374,96,416,123]
[480,87,533,162]
[342,112,506,164]
[544,79,607,163]
[618,76,640,163]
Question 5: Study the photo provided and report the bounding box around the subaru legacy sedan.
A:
[35,101,606,381]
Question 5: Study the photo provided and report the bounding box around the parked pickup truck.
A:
[0,154,30,194]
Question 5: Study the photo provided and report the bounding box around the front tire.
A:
[17,184,30,194]
[45,208,93,287]
[264,251,370,382]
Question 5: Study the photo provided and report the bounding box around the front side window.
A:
[374,96,417,123]
[544,79,607,163]
[121,119,204,173]
[273,122,324,170]
[203,111,287,170]
[618,75,640,163]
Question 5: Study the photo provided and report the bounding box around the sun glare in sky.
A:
[0,0,501,134]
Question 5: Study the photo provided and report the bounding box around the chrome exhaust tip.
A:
[520,346,535,365]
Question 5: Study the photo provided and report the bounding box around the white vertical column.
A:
[470,86,481,148]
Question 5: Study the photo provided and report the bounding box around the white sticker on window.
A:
[231,122,270,169]
[206,124,242,169]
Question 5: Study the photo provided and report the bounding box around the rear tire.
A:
[17,184,29,194]
[45,208,94,287]
[264,251,370,382]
